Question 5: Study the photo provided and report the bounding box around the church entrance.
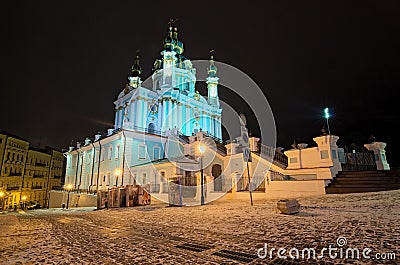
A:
[182,171,197,198]
[212,164,223,192]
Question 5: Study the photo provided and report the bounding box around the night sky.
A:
[2,1,399,167]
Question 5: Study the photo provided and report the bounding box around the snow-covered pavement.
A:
[0,190,399,264]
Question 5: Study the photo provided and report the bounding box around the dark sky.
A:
[2,1,400,167]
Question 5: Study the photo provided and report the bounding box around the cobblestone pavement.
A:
[0,190,399,264]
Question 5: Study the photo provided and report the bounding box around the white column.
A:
[177,103,182,132]
[158,100,164,131]
[210,117,215,137]
[130,100,135,127]
[136,99,143,127]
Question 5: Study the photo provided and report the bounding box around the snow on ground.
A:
[0,190,399,264]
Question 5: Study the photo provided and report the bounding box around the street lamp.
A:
[199,144,205,205]
[65,184,73,209]
[21,195,27,209]
[0,191,4,211]
[324,107,331,135]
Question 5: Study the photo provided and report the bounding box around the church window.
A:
[149,104,158,114]
[320,150,329,159]
[101,147,105,161]
[106,173,110,186]
[108,146,112,160]
[95,149,99,162]
[139,144,147,160]
[115,145,120,160]
[142,173,147,184]
[153,146,161,159]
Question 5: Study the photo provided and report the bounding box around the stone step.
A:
[326,169,400,194]
[333,176,399,182]
[337,172,387,178]
[326,186,400,194]
[327,183,400,188]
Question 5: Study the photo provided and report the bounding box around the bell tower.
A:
[207,50,219,106]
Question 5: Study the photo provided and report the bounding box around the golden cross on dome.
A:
[168,18,178,27]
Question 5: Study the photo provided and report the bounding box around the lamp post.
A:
[199,144,205,205]
[21,195,27,210]
[324,107,331,135]
[0,191,4,211]
[65,184,73,209]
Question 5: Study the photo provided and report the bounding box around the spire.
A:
[206,49,219,106]
[207,50,217,77]
[128,50,142,88]
[131,50,142,77]
[164,19,176,51]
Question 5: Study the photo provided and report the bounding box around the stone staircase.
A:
[325,169,400,194]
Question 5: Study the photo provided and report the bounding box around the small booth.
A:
[97,185,151,209]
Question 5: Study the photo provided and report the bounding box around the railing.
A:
[128,126,224,144]
[341,151,377,171]
[258,143,288,168]
[270,171,291,181]
[131,125,166,136]
[6,186,20,191]
[203,131,224,144]
[8,173,22,177]
[31,186,43,190]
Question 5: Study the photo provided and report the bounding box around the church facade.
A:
[65,25,387,205]
[65,25,225,199]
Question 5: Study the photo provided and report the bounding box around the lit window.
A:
[320,150,329,159]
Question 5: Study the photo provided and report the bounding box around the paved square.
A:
[1,190,399,264]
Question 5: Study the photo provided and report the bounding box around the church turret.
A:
[164,26,174,51]
[173,27,184,55]
[128,51,142,88]
[207,50,219,106]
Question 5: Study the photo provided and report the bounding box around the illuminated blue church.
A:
[65,24,223,194]
[63,24,385,206]
[114,25,222,138]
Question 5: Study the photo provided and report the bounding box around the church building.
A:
[64,24,391,206]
